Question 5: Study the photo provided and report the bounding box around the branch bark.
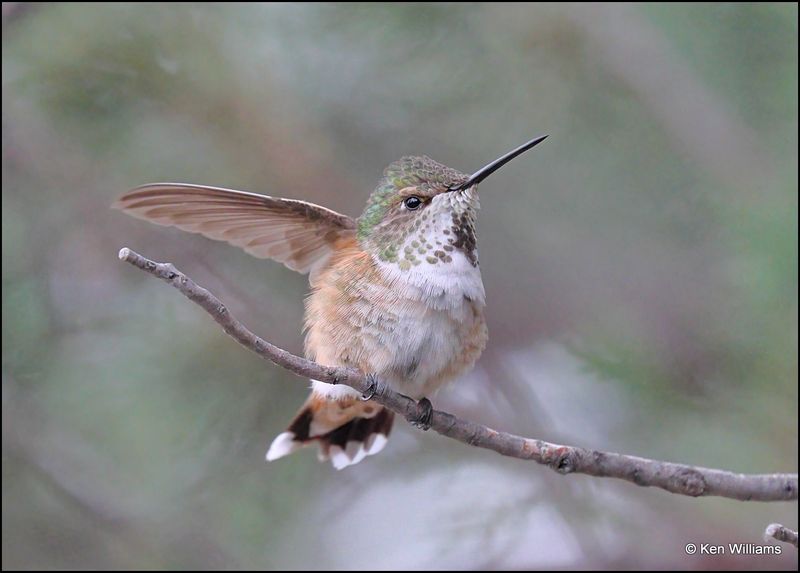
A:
[764,523,799,549]
[118,247,798,503]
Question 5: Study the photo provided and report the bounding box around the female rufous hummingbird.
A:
[114,135,547,469]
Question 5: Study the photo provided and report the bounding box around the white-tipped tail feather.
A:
[365,434,388,456]
[265,396,394,469]
[327,433,389,470]
[265,431,301,462]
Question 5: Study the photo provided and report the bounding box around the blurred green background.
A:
[2,2,797,570]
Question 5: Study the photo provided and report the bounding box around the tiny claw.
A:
[411,397,433,431]
[361,373,379,401]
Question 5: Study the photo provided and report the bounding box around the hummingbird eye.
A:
[403,196,423,211]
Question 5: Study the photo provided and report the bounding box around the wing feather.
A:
[114,183,357,275]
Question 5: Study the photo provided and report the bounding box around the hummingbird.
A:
[114,135,548,469]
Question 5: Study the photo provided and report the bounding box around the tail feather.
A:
[266,396,394,469]
[265,431,302,461]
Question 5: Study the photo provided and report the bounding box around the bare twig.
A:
[764,523,799,549]
[118,247,798,503]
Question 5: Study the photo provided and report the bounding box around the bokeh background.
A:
[2,3,797,570]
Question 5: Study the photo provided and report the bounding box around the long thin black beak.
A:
[450,134,548,191]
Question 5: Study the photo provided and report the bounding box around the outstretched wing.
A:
[114,183,357,275]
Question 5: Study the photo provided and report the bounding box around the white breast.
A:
[367,253,486,398]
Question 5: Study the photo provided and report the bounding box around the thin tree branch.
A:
[764,523,799,549]
[118,247,798,503]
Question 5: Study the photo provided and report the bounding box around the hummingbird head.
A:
[357,135,548,271]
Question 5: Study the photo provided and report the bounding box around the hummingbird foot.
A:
[410,397,433,431]
[361,373,380,401]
